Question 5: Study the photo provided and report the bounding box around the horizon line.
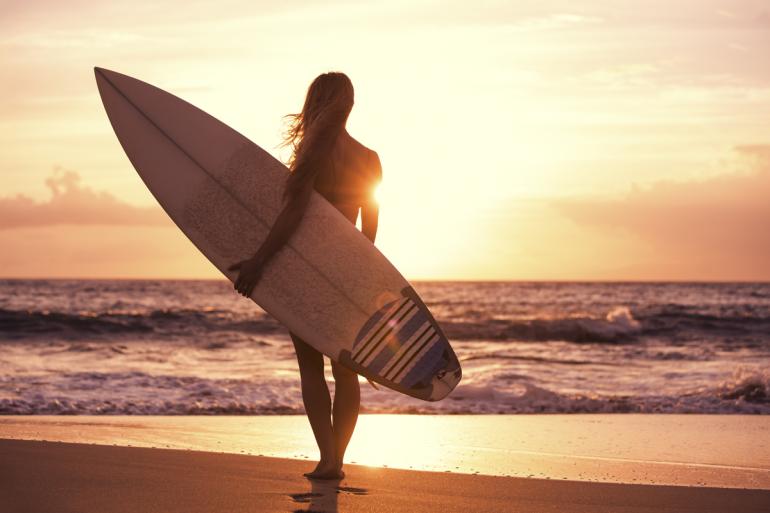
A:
[1,276,769,284]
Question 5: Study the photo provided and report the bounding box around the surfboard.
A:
[94,67,461,401]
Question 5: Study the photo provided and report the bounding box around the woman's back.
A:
[314,133,381,224]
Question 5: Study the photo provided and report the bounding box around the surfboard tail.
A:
[340,287,461,401]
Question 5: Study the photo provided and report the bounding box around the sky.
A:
[1,0,769,280]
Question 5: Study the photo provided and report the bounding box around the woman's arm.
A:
[361,151,382,243]
[361,202,379,243]
[229,179,314,297]
[253,182,314,265]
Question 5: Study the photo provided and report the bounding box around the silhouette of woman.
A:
[229,72,382,480]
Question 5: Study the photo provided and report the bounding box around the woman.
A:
[228,72,382,480]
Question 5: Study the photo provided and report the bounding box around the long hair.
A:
[282,72,354,202]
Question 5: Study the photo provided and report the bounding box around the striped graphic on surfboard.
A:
[351,296,442,387]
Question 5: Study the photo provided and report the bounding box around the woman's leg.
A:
[331,360,360,469]
[290,332,336,473]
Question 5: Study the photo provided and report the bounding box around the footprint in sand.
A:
[336,486,368,496]
[289,492,324,503]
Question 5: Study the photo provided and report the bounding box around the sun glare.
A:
[372,183,382,204]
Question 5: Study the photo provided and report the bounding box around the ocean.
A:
[1,279,768,415]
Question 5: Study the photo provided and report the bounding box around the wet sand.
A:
[2,439,769,513]
[1,414,768,488]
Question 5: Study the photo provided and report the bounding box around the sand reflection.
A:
[290,478,369,513]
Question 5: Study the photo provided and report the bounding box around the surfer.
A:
[229,72,382,480]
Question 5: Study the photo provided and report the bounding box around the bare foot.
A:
[304,459,331,477]
[302,460,323,478]
[304,460,344,480]
[305,468,345,480]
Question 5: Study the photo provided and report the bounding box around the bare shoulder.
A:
[366,148,382,181]
[342,135,382,180]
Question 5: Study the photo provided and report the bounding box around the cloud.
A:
[0,225,216,279]
[552,145,770,277]
[0,168,167,229]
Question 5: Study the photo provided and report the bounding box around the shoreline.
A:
[2,439,769,513]
[1,414,768,489]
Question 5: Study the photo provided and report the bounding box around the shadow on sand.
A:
[290,477,368,512]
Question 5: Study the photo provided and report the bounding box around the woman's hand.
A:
[226,173,313,299]
[228,256,265,298]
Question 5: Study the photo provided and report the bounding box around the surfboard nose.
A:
[94,67,124,86]
[94,67,112,88]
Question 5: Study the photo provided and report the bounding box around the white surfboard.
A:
[94,67,461,401]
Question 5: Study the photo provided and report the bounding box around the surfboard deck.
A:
[94,67,461,401]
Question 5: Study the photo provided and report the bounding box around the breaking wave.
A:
[0,307,284,339]
[1,368,768,415]
[1,279,768,415]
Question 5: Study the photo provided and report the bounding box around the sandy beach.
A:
[2,414,769,512]
[2,439,769,513]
